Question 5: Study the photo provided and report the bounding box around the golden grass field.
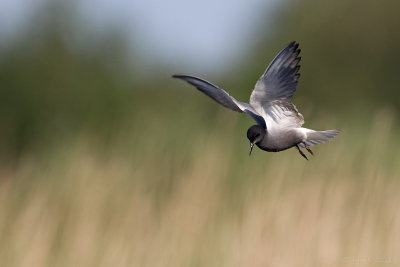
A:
[0,110,399,267]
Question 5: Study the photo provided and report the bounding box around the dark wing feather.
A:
[173,74,242,111]
[172,74,266,128]
[250,41,301,108]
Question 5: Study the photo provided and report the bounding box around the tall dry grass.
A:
[0,110,399,267]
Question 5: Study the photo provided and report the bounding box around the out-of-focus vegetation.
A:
[1,113,400,267]
[0,0,400,266]
[0,3,138,156]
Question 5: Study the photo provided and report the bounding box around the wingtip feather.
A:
[172,74,185,79]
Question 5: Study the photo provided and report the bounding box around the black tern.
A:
[172,41,339,160]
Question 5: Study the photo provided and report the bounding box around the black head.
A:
[246,125,266,155]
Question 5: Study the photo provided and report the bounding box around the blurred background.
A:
[1,0,400,266]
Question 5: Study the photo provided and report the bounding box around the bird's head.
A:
[247,125,266,155]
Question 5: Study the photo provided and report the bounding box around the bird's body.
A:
[259,129,304,152]
[173,42,339,159]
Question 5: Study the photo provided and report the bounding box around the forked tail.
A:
[300,129,340,147]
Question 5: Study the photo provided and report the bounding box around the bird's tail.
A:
[299,129,340,147]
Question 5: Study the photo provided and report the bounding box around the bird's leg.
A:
[302,143,314,155]
[296,145,308,160]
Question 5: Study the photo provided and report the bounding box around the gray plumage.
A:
[172,41,339,160]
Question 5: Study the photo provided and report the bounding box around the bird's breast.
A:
[257,128,304,152]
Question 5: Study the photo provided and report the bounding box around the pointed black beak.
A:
[249,143,255,156]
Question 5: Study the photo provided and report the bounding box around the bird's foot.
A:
[305,146,314,155]
[296,145,308,160]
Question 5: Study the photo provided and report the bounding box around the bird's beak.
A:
[249,143,255,156]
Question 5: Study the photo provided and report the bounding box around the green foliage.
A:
[0,16,135,154]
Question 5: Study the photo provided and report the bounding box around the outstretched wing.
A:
[249,42,304,130]
[172,74,266,128]
[250,41,301,109]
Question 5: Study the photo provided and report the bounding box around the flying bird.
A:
[172,42,339,160]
